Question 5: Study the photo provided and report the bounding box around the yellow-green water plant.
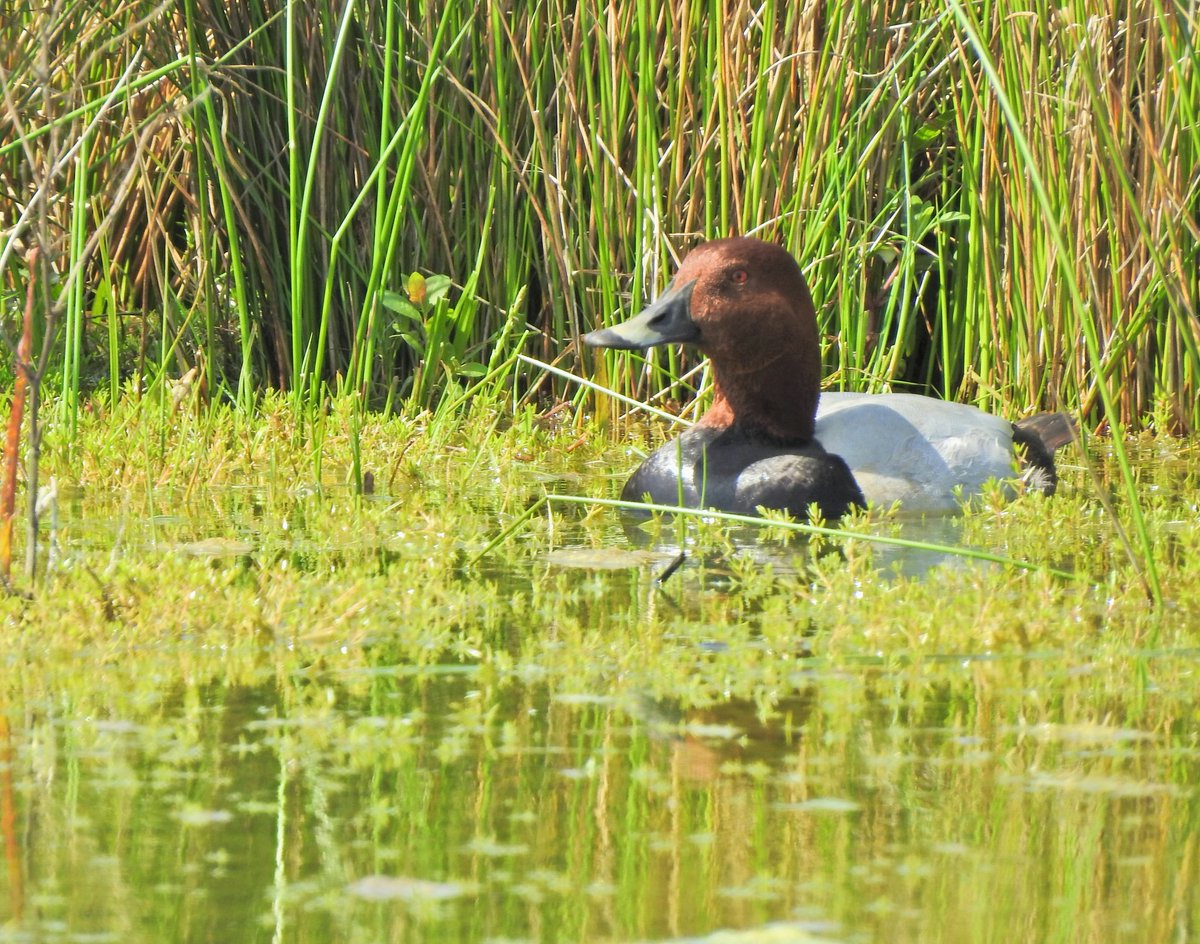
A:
[7,388,1199,664]
[515,495,1083,582]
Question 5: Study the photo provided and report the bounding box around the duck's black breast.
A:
[621,426,865,521]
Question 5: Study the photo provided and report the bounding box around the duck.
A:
[583,237,1074,519]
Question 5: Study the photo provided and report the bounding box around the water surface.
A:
[3,447,1198,943]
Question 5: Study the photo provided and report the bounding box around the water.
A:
[3,646,1197,943]
[3,444,1199,943]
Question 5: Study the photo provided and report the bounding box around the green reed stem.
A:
[946,0,1161,604]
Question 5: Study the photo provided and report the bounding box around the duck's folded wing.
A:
[814,393,1017,511]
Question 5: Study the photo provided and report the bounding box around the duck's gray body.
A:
[814,392,1054,512]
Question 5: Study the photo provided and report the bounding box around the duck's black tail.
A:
[1012,412,1077,494]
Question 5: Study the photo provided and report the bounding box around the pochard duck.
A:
[584,237,1074,519]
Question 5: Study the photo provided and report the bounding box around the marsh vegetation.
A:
[0,399,1196,941]
[2,1,1200,941]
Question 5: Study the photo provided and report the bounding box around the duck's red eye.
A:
[731,268,749,284]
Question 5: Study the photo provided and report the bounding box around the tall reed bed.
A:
[1,0,1197,431]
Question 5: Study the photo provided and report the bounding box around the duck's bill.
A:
[582,279,699,349]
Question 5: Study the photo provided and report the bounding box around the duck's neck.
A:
[698,354,820,444]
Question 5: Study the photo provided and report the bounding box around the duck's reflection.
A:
[632,691,817,782]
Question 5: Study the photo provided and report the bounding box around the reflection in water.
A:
[2,661,1198,944]
[0,715,21,923]
[619,507,980,583]
[7,451,1200,943]
[631,692,817,783]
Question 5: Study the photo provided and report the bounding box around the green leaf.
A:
[396,330,425,354]
[382,290,422,322]
[913,123,941,146]
[425,275,453,305]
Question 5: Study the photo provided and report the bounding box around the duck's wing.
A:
[814,393,1017,511]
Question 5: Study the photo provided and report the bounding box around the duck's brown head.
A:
[584,237,821,443]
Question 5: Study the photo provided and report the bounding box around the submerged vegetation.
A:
[2,396,1199,940]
